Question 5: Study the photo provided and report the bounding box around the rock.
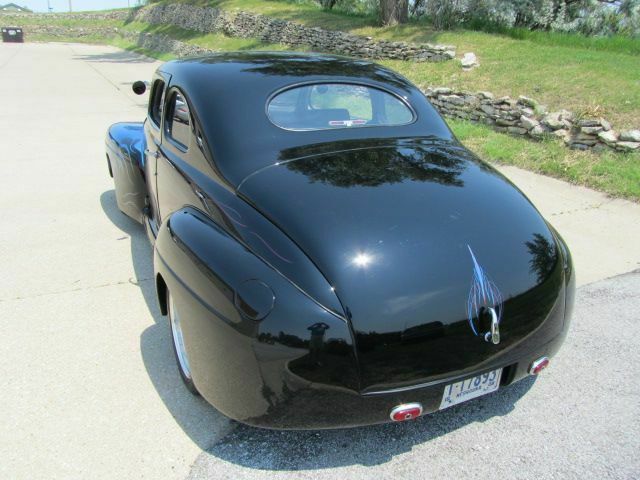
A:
[520,107,535,117]
[553,129,570,141]
[592,143,608,153]
[615,141,640,151]
[496,118,516,127]
[461,52,479,69]
[578,118,601,127]
[508,126,528,135]
[572,135,598,145]
[619,130,640,142]
[530,125,547,137]
[478,91,494,100]
[598,130,618,145]
[520,116,539,130]
[441,95,464,106]
[600,119,612,131]
[558,109,575,121]
[569,143,590,151]
[543,112,564,130]
[433,87,452,95]
[581,126,603,135]
[480,105,496,116]
[562,119,574,129]
[517,96,537,108]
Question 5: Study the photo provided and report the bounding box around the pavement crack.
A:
[0,277,154,303]
[67,44,139,106]
[550,199,615,217]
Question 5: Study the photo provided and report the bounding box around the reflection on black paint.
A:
[308,322,330,366]
[526,233,558,283]
[284,142,467,188]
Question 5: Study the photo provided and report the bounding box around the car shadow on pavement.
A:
[200,375,535,470]
[101,189,536,471]
[100,190,233,450]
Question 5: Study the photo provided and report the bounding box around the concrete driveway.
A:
[0,42,638,480]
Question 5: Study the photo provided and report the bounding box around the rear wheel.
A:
[168,290,199,395]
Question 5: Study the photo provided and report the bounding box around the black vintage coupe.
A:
[106,52,575,429]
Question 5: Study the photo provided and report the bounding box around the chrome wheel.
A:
[168,292,192,381]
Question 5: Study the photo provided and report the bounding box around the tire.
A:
[168,290,199,395]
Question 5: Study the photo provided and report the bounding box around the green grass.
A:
[452,120,640,200]
[14,12,640,201]
[145,0,640,130]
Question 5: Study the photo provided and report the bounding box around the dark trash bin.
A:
[2,26,24,43]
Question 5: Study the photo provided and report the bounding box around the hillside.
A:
[4,0,639,200]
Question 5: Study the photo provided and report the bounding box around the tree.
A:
[379,0,409,25]
[317,0,339,9]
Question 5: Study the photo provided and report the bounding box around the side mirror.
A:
[132,81,147,95]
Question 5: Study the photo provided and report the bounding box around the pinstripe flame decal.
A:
[467,245,503,336]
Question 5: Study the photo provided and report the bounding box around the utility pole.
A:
[68,0,72,12]
[47,0,52,12]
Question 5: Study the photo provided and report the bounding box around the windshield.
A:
[267,83,414,131]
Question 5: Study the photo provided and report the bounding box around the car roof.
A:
[158,52,453,186]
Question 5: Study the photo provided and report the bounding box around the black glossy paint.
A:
[106,52,574,429]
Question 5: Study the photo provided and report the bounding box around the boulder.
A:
[553,129,570,141]
[517,96,537,108]
[530,125,547,137]
[441,95,465,106]
[581,126,603,135]
[597,130,618,145]
[520,116,539,130]
[615,141,640,151]
[543,112,564,130]
[461,52,479,69]
[480,104,496,116]
[577,118,602,128]
[619,130,640,142]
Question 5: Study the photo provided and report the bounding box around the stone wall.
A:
[425,87,640,152]
[10,17,638,153]
[0,4,455,62]
[134,3,455,62]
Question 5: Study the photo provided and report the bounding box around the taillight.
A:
[529,356,550,375]
[390,403,423,422]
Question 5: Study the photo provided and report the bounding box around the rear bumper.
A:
[236,331,568,430]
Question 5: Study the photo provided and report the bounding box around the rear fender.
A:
[105,122,147,223]
[154,207,359,423]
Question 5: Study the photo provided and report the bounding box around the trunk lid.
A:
[238,140,564,391]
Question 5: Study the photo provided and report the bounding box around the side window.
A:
[149,79,165,127]
[166,91,191,150]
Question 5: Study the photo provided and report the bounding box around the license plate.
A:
[439,368,502,410]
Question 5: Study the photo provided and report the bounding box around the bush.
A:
[414,0,640,37]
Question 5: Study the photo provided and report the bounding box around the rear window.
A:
[267,83,414,131]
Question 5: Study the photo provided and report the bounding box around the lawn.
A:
[150,0,640,130]
[9,4,640,202]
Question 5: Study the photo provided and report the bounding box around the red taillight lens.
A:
[390,403,423,422]
[529,356,550,375]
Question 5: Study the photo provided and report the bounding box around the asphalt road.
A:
[0,42,639,480]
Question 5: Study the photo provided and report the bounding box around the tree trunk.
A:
[379,0,409,26]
